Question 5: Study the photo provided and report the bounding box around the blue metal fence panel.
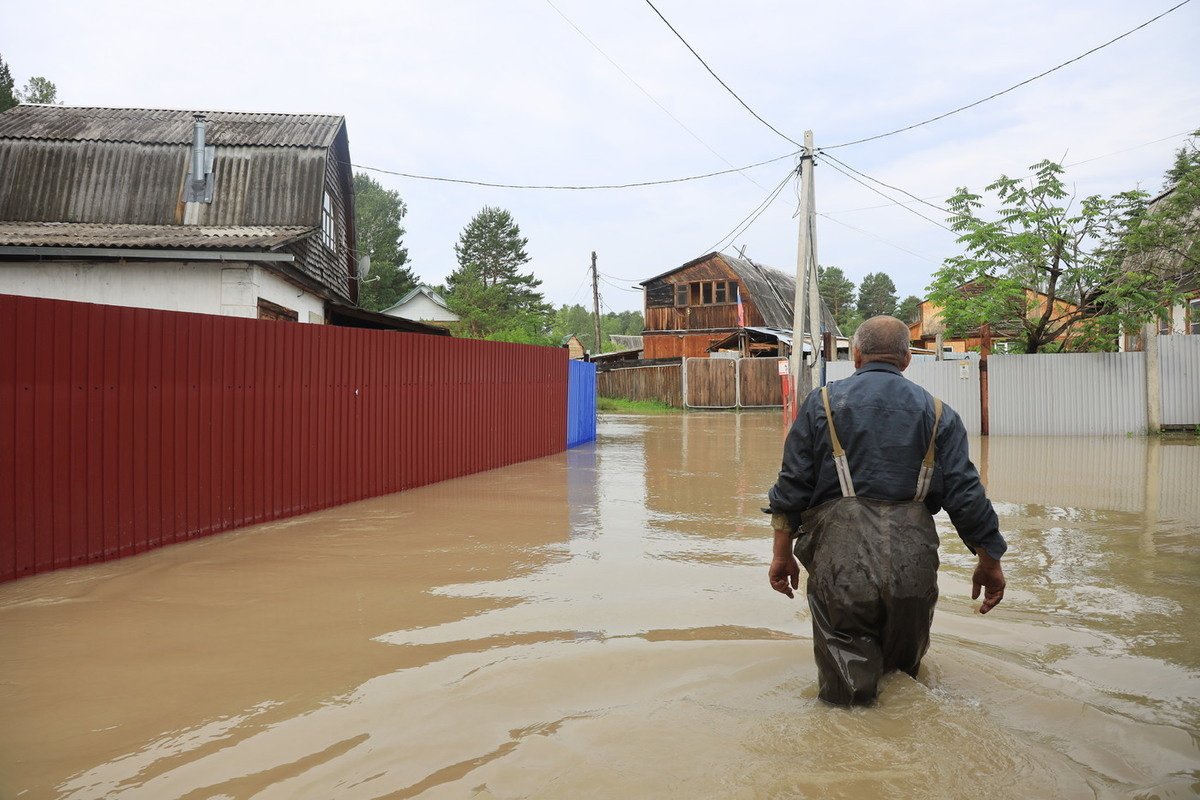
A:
[567,360,597,447]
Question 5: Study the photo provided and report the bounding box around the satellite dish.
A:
[358,255,371,278]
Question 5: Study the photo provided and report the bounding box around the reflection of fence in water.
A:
[979,436,1199,521]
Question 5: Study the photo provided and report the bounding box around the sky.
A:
[2,0,1197,313]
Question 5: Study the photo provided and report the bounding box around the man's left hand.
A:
[769,555,800,599]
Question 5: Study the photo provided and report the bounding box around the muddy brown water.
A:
[1,413,1197,799]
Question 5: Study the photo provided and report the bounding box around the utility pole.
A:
[591,251,602,358]
[789,131,821,417]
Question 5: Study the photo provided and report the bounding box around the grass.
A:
[597,396,681,414]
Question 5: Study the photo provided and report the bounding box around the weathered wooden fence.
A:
[0,294,569,584]
[597,364,683,407]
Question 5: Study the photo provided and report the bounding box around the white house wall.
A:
[388,293,459,322]
[0,260,325,322]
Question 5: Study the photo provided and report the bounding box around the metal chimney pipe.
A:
[191,114,206,185]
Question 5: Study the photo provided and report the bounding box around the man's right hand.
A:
[971,552,1006,614]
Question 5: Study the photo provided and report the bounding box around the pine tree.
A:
[446,207,552,341]
[857,272,898,319]
[817,265,857,329]
[0,56,18,113]
[353,173,418,311]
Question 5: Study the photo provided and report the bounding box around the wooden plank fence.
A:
[597,364,682,407]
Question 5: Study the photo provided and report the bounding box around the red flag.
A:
[736,290,745,327]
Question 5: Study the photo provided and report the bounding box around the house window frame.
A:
[321,190,336,251]
[1189,297,1200,335]
[674,280,739,307]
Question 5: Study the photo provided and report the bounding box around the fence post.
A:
[1144,323,1161,434]
[979,324,991,436]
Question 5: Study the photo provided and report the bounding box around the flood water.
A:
[1,413,1198,799]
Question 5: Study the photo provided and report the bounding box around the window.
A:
[673,280,739,307]
[1190,298,1200,335]
[321,191,336,250]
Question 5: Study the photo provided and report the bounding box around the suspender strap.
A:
[821,386,856,498]
[914,398,943,502]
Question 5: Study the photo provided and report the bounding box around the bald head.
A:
[852,315,912,369]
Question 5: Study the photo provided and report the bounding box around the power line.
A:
[704,166,798,253]
[346,148,797,191]
[824,0,1193,150]
[598,274,643,293]
[820,129,1197,215]
[543,0,767,191]
[818,152,950,214]
[819,157,955,233]
[817,212,937,264]
[642,0,803,149]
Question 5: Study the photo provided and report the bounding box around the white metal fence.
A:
[989,352,1147,436]
[1159,335,1200,427]
[826,359,981,433]
[821,334,1197,436]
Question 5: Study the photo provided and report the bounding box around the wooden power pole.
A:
[788,131,822,418]
[591,251,602,357]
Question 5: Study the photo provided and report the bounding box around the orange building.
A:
[908,284,1081,352]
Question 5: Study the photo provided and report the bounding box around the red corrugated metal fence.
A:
[0,294,567,583]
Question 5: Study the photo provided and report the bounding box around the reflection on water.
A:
[0,415,1196,798]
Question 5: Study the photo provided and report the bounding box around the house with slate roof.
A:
[0,104,444,334]
[638,252,842,359]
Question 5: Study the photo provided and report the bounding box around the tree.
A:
[446,206,552,342]
[818,265,857,329]
[17,76,58,104]
[0,56,16,113]
[927,159,1178,354]
[897,294,922,324]
[1124,131,1199,289]
[353,173,418,311]
[857,272,898,319]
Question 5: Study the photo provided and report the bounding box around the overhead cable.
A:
[544,0,767,190]
[817,212,937,264]
[823,0,1193,150]
[819,157,955,233]
[346,149,797,191]
[704,166,798,253]
[642,0,804,148]
[818,153,951,214]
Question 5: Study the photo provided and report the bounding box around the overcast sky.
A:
[2,0,1197,312]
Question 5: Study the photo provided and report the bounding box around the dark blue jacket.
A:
[768,362,1006,560]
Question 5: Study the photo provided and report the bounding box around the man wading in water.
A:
[766,315,1007,706]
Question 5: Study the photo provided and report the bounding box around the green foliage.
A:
[597,396,679,414]
[353,173,418,312]
[18,75,58,104]
[857,272,898,318]
[548,304,644,354]
[0,56,16,113]
[1127,131,1199,290]
[928,159,1179,353]
[897,294,922,324]
[445,207,553,342]
[817,265,857,330]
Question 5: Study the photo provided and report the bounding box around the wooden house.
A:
[561,334,587,360]
[0,104,444,334]
[639,252,840,359]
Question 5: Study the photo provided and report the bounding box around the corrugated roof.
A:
[642,252,842,337]
[0,221,313,249]
[0,105,344,148]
